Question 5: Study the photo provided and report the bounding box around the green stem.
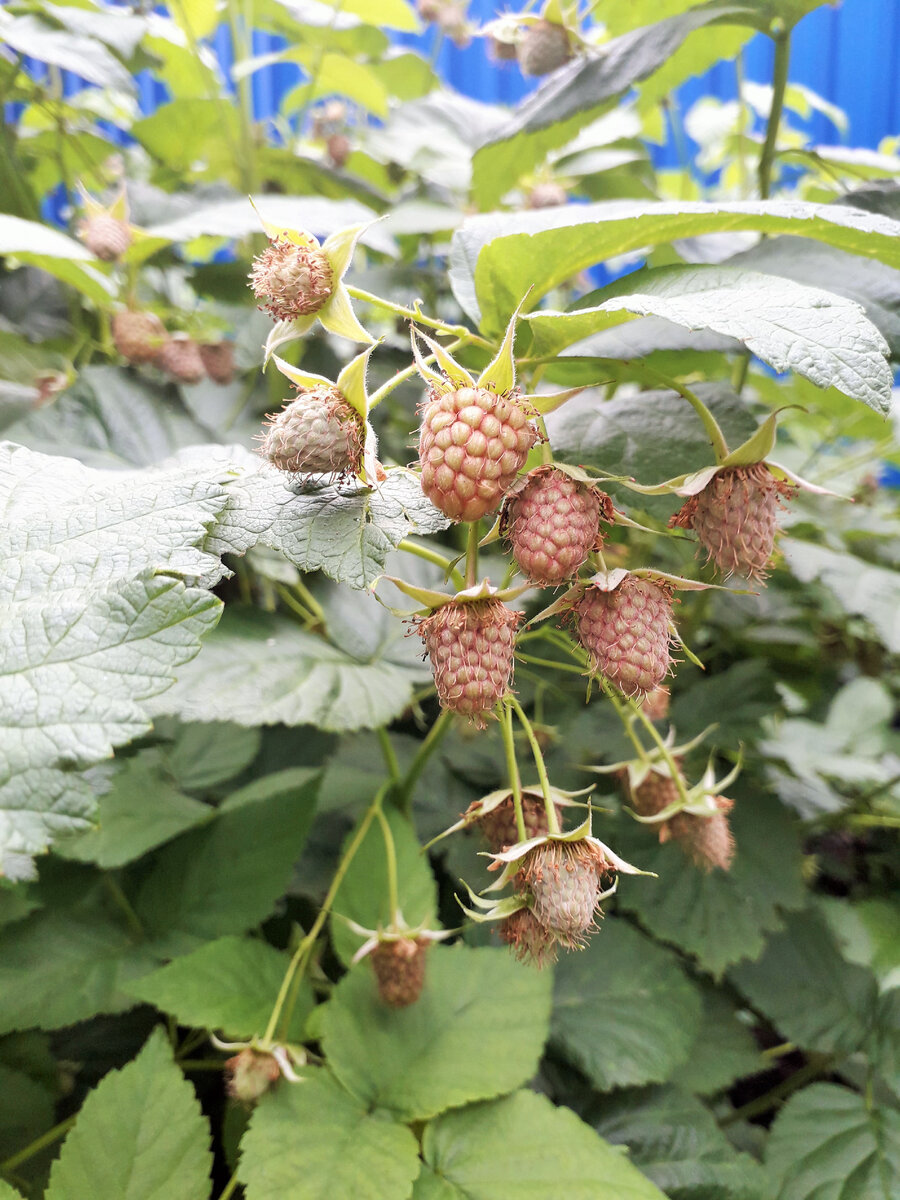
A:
[758,28,791,199]
[275,584,316,626]
[625,688,692,810]
[508,695,560,834]
[374,803,400,920]
[499,701,527,842]
[1,1115,76,1173]
[369,337,473,408]
[720,1054,835,1127]
[226,0,257,192]
[464,522,479,588]
[345,287,487,345]
[398,709,452,806]
[263,784,388,1044]
[398,539,465,588]
[637,365,729,463]
[515,652,586,676]
[293,578,326,624]
[219,1171,242,1200]
[536,414,553,466]
[102,875,144,941]
[377,727,402,787]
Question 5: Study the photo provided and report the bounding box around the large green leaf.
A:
[155,608,428,733]
[730,909,878,1055]
[469,5,745,209]
[782,540,900,652]
[450,199,900,334]
[678,985,764,1096]
[0,442,226,858]
[330,805,438,966]
[589,1085,768,1200]
[766,1083,900,1200]
[239,1069,420,1200]
[551,919,702,1091]
[526,266,892,412]
[415,1089,666,1200]
[127,935,313,1041]
[614,790,805,977]
[321,945,552,1121]
[45,1029,212,1200]
[133,769,320,941]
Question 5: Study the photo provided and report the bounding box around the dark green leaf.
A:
[678,985,764,1095]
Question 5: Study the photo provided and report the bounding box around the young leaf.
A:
[321,945,552,1122]
[239,1069,420,1200]
[417,1088,666,1199]
[551,918,702,1091]
[45,1028,212,1200]
[765,1083,900,1200]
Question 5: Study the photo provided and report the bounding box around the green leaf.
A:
[281,51,389,117]
[526,266,891,412]
[133,769,320,941]
[55,750,211,869]
[239,1069,420,1200]
[0,442,225,857]
[416,1089,666,1200]
[127,935,313,1041]
[551,919,702,1090]
[155,608,427,734]
[133,100,243,183]
[318,0,419,30]
[589,1085,768,1200]
[321,945,552,1121]
[0,1184,24,1199]
[45,1028,212,1200]
[330,805,438,966]
[614,790,805,977]
[0,215,115,305]
[765,1083,900,1200]
[450,199,900,335]
[678,985,764,1095]
[820,898,900,993]
[0,1056,55,1167]
[0,10,132,90]
[546,383,755,505]
[730,909,878,1055]
[469,5,743,209]
[165,723,262,792]
[782,541,900,653]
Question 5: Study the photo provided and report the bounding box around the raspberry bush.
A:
[0,2,899,1198]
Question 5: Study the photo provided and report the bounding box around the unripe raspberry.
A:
[489,35,518,62]
[370,937,428,1007]
[526,182,568,209]
[261,385,364,477]
[225,1048,280,1103]
[417,597,521,725]
[574,576,674,698]
[199,341,236,385]
[157,336,206,384]
[669,463,795,580]
[520,839,605,945]
[475,791,560,852]
[503,466,612,584]
[250,238,334,322]
[642,685,671,722]
[418,386,538,522]
[499,906,558,967]
[517,19,572,76]
[80,214,132,261]
[668,798,735,872]
[624,760,683,820]
[112,311,166,365]
[327,133,351,168]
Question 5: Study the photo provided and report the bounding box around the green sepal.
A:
[412,328,475,390]
[477,300,523,394]
[720,413,778,468]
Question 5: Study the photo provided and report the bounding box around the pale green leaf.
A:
[322,945,552,1122]
[766,1083,900,1200]
[0,10,132,90]
[782,540,900,652]
[331,805,438,966]
[417,1089,666,1200]
[526,266,891,412]
[239,1069,420,1200]
[127,935,313,1040]
[45,1029,212,1200]
[551,919,702,1090]
[317,0,419,30]
[730,909,878,1055]
[0,1184,24,1199]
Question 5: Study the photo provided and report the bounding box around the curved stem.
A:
[637,364,730,464]
[345,286,487,345]
[464,522,479,588]
[499,700,527,843]
[0,1115,76,1174]
[602,679,691,811]
[377,727,401,787]
[758,29,791,199]
[264,784,388,1044]
[399,708,452,805]
[374,803,400,920]
[508,695,560,834]
[368,337,467,409]
[398,538,466,589]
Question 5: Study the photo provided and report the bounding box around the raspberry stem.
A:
[601,678,693,812]
[464,522,479,587]
[374,803,400,920]
[346,286,492,348]
[499,700,527,843]
[398,538,466,589]
[636,364,730,464]
[508,695,561,835]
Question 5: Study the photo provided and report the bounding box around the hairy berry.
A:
[370,938,428,1007]
[262,385,364,477]
[503,466,612,584]
[574,576,674,698]
[250,238,334,322]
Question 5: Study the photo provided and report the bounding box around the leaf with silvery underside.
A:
[525,266,892,412]
[0,442,226,858]
[450,198,900,334]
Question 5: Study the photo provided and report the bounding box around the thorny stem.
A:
[508,695,560,835]
[374,803,400,919]
[465,522,479,587]
[0,1115,76,1174]
[263,783,388,1044]
[758,27,791,200]
[345,286,491,347]
[499,700,527,843]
